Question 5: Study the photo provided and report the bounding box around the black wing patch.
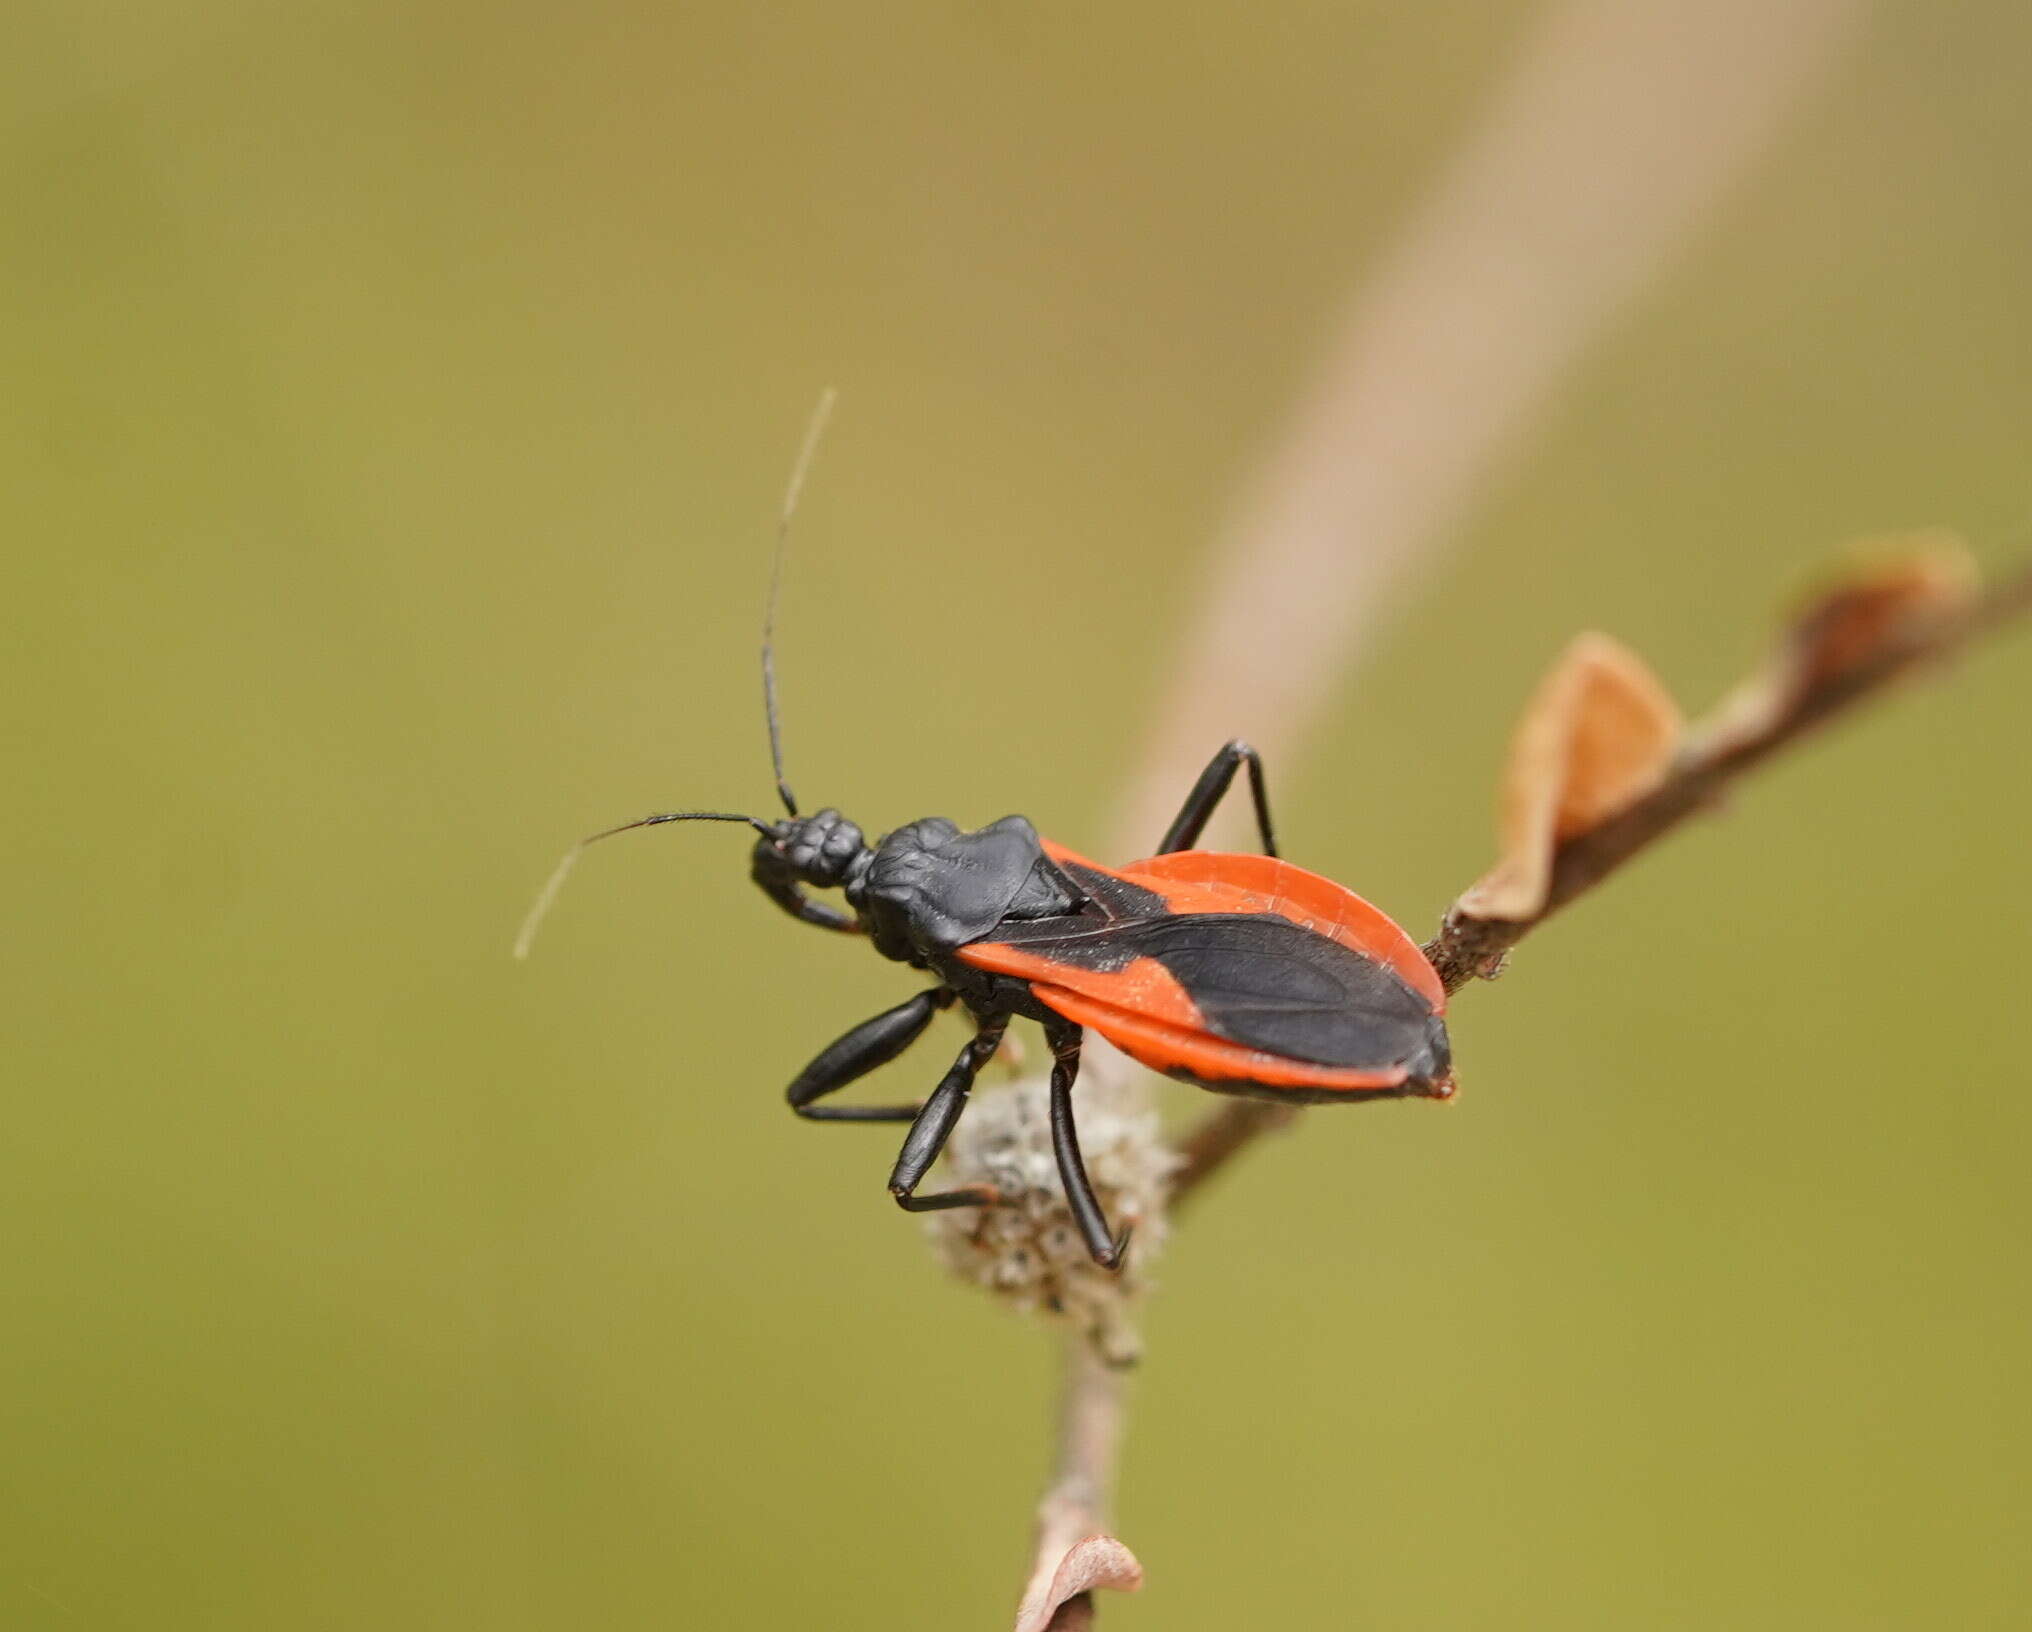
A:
[983,911,1444,1073]
[1046,854,1167,920]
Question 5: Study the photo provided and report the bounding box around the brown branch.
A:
[1013,1343,1143,1632]
[1175,558,2032,1206]
[1424,558,2032,992]
[1168,1101,1300,1207]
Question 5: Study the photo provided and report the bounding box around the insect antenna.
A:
[513,811,770,961]
[761,386,838,818]
[515,392,836,962]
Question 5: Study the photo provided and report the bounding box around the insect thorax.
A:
[849,815,1083,965]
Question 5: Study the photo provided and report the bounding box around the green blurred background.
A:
[6,4,2031,1628]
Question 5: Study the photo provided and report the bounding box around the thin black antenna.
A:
[514,810,770,960]
[762,387,838,817]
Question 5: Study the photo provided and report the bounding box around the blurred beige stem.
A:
[1117,0,1864,853]
[1025,1,1866,1623]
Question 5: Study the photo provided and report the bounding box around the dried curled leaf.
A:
[1457,633,1682,922]
[1700,532,1980,751]
[1014,1535,1144,1632]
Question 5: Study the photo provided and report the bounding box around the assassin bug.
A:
[517,394,1454,1270]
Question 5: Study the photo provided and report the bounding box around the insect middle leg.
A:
[786,988,956,1121]
[889,1020,1010,1213]
[1044,1019,1132,1270]
[1157,738,1278,856]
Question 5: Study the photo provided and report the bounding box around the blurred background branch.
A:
[1117,0,1865,853]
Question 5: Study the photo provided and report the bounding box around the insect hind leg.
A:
[1157,739,1278,856]
[1044,1020,1132,1271]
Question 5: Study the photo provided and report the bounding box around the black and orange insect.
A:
[518,397,1453,1269]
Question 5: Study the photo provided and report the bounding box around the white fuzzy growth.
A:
[923,1067,1178,1367]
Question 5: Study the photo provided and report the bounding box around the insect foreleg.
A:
[786,988,956,1121]
[888,1020,1009,1212]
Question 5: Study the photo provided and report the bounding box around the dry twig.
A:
[1174,545,2032,1206]
[1014,1345,1144,1632]
[1423,546,2017,989]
